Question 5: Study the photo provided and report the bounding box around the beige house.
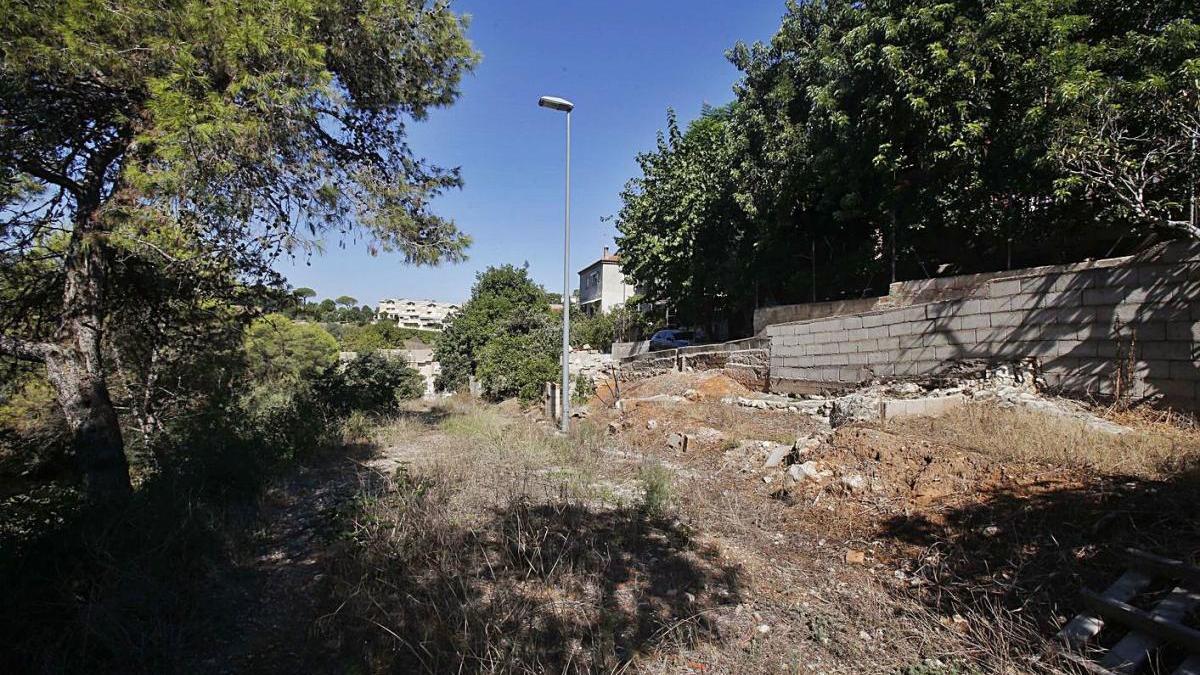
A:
[577,246,636,315]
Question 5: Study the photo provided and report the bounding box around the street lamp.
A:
[539,95,574,432]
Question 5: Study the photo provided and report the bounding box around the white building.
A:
[377,298,459,331]
[577,246,637,315]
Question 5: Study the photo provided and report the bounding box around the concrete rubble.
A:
[719,361,1130,434]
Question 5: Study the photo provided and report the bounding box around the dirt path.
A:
[200,437,429,674]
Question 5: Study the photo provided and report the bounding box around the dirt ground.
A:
[197,372,1200,674]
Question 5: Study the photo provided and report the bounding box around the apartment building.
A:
[376,298,459,331]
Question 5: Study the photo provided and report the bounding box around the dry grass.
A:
[318,407,743,674]
[884,402,1200,478]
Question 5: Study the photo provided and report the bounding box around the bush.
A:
[315,352,426,415]
[476,331,559,402]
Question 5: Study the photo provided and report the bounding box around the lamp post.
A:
[539,95,574,432]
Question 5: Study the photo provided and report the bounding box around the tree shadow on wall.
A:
[319,486,744,674]
[923,243,1200,403]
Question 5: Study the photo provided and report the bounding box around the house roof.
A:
[577,253,621,276]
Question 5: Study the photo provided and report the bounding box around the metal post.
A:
[1191,132,1197,229]
[561,110,571,432]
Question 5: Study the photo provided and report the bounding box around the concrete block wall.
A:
[767,244,1200,407]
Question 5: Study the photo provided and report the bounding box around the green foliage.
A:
[572,374,596,405]
[435,264,552,393]
[571,311,615,352]
[616,0,1200,335]
[338,322,438,352]
[243,314,339,383]
[316,352,426,415]
[638,463,674,518]
[476,329,560,402]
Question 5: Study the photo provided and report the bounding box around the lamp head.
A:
[538,96,574,113]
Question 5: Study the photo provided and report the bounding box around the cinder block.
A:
[867,325,890,340]
[1169,361,1200,380]
[1002,293,1042,312]
[848,352,869,365]
[862,313,889,328]
[1166,321,1199,341]
[1052,272,1093,292]
[881,394,966,421]
[955,314,990,330]
[988,279,1023,297]
[841,316,864,330]
[1139,341,1193,361]
[846,328,869,342]
[838,341,858,354]
[1082,287,1124,306]
[876,336,900,350]
[815,354,839,366]
[855,339,879,353]
[1130,322,1166,342]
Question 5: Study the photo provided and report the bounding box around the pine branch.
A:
[0,334,60,362]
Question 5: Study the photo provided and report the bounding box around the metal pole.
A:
[561,110,571,432]
[1191,132,1197,229]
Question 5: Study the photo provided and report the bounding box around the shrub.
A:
[315,352,425,415]
[476,331,560,402]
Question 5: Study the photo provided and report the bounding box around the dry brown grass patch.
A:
[883,402,1200,479]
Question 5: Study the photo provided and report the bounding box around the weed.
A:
[638,462,674,518]
[340,410,375,445]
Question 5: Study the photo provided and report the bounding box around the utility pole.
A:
[538,95,574,432]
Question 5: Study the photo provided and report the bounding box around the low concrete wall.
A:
[611,340,651,359]
[767,244,1200,406]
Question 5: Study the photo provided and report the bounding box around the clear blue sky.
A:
[279,0,786,305]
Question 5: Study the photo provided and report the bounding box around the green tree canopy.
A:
[435,264,552,394]
[0,0,478,499]
[243,314,339,384]
[615,0,1199,337]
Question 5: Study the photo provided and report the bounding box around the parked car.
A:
[648,329,694,351]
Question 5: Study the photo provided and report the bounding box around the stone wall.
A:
[767,244,1200,406]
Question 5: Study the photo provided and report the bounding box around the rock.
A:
[840,474,866,492]
[607,421,622,435]
[829,393,882,427]
[787,461,823,483]
[762,475,774,484]
[845,549,866,565]
[682,388,701,401]
[794,434,822,455]
[762,443,794,468]
[981,525,1000,537]
[646,419,658,431]
[666,432,690,452]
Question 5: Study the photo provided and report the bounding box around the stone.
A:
[787,461,822,483]
[840,474,866,492]
[845,549,866,565]
[762,443,794,468]
[794,434,822,455]
[607,421,621,435]
[646,419,658,431]
[666,432,689,452]
[682,388,701,401]
[829,393,882,427]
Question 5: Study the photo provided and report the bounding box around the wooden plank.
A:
[1172,655,1200,675]
[1081,590,1200,655]
[1059,570,1154,649]
[1101,586,1200,674]
[1126,549,1200,591]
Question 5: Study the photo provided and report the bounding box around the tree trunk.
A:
[46,224,132,502]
